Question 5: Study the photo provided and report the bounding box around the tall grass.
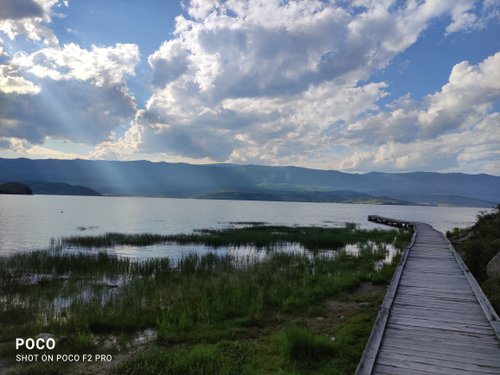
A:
[273,325,335,362]
[1,225,411,374]
[59,225,408,251]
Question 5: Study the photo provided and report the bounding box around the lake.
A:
[0,195,487,257]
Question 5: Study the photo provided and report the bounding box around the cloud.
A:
[99,0,496,167]
[338,52,500,173]
[344,51,500,146]
[0,0,64,46]
[0,0,44,20]
[0,43,140,146]
[2,0,498,175]
[339,112,500,174]
[0,64,40,94]
[12,43,140,86]
[0,79,137,144]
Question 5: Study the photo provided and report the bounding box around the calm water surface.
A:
[0,195,487,256]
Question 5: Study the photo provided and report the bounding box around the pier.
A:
[357,216,500,374]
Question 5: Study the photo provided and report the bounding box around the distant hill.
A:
[0,181,33,195]
[0,157,499,207]
[24,181,101,196]
[200,189,416,205]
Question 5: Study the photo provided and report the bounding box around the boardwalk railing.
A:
[356,216,500,375]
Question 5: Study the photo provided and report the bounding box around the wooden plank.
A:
[397,283,473,293]
[373,364,436,375]
[395,293,478,305]
[380,343,500,366]
[388,316,494,335]
[381,337,500,359]
[394,296,485,311]
[385,323,500,344]
[358,216,500,374]
[390,310,491,327]
[355,224,417,375]
[390,306,487,322]
[377,353,500,374]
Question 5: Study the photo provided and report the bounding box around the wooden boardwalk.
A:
[357,216,500,375]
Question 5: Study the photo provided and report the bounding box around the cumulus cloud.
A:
[339,112,500,174]
[344,52,500,146]
[0,79,137,144]
[0,0,64,46]
[339,52,500,173]
[0,42,140,146]
[104,0,493,165]
[12,43,140,86]
[0,0,143,153]
[0,65,40,94]
[0,0,44,20]
[2,0,498,175]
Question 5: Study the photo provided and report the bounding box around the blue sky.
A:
[0,0,499,174]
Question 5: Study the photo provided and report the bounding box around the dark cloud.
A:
[140,125,236,161]
[0,79,136,144]
[0,0,44,20]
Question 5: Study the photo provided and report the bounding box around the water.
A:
[0,195,487,255]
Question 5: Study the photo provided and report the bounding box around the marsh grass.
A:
[0,225,411,374]
[59,225,406,251]
[273,325,336,362]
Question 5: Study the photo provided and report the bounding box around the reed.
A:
[1,225,411,374]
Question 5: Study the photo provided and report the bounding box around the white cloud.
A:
[0,64,40,94]
[0,0,64,46]
[1,42,140,145]
[12,43,140,86]
[103,0,496,168]
[2,0,498,175]
[0,79,137,144]
[339,52,500,173]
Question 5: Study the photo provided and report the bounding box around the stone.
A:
[487,251,500,280]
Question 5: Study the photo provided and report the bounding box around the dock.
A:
[357,216,500,375]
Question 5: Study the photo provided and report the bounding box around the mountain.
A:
[0,157,498,207]
[25,181,101,196]
[0,181,33,195]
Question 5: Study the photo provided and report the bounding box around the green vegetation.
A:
[273,325,335,362]
[448,205,500,312]
[1,226,411,374]
[60,225,407,251]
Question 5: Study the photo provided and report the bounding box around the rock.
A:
[358,302,370,308]
[330,336,336,342]
[132,328,156,346]
[487,252,500,279]
[102,336,117,350]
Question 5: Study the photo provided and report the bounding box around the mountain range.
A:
[0,158,498,207]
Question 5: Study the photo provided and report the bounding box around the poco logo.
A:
[15,338,56,350]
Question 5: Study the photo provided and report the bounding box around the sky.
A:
[0,0,499,174]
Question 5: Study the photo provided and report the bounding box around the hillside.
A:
[0,158,498,207]
[0,181,33,195]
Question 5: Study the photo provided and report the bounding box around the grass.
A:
[273,325,335,362]
[447,205,500,312]
[0,225,412,374]
[59,225,407,251]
